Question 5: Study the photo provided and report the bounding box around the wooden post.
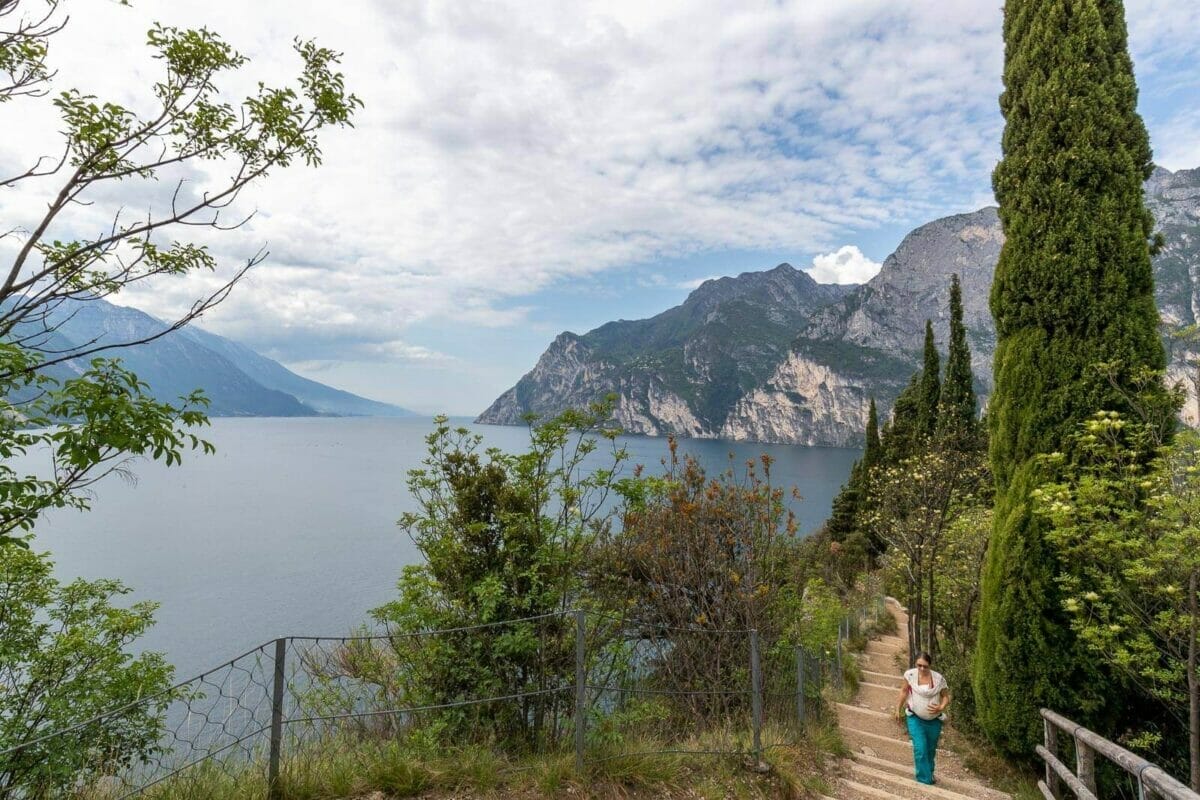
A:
[1076,735,1097,796]
[1044,718,1062,799]
[750,630,763,765]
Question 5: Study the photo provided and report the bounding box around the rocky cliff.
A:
[480,167,1200,445]
[479,264,854,435]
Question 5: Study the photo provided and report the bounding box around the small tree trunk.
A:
[1190,568,1198,792]
[927,555,936,655]
[908,588,918,667]
[911,588,918,662]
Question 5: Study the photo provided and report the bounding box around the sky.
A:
[1,0,1198,415]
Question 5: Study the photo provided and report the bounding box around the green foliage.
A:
[824,464,863,545]
[0,546,175,796]
[369,405,625,748]
[831,273,985,569]
[975,0,1172,755]
[1035,419,1200,784]
[925,505,992,726]
[0,0,60,104]
[873,444,990,658]
[791,576,849,658]
[826,398,883,541]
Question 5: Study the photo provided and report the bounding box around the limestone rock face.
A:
[614,384,707,437]
[1150,167,1200,423]
[719,352,873,446]
[479,167,1200,446]
[806,207,1001,360]
[478,332,615,423]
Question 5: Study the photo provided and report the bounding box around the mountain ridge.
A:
[479,166,1200,445]
[479,262,856,436]
[15,298,415,419]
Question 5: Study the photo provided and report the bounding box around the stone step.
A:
[836,701,893,726]
[852,752,1010,800]
[845,761,994,800]
[841,725,915,765]
[838,777,907,800]
[840,724,971,777]
[862,651,903,673]
[828,598,996,800]
[862,669,903,685]
[856,681,901,711]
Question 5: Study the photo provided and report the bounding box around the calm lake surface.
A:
[26,416,858,680]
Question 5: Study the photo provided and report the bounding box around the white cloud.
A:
[0,0,1009,345]
[0,0,1195,407]
[289,340,453,368]
[807,246,881,285]
[1154,109,1200,172]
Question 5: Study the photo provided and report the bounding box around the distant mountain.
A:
[176,327,410,417]
[478,264,856,437]
[479,166,1200,446]
[13,298,414,418]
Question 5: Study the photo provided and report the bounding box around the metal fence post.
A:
[574,609,586,773]
[795,645,806,728]
[750,629,763,764]
[267,638,286,800]
[1076,735,1096,796]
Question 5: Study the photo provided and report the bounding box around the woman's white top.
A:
[904,668,948,721]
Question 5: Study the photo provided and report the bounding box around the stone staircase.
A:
[820,599,1010,800]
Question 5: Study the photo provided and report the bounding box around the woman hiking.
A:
[895,651,951,786]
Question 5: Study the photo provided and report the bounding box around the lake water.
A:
[25,416,859,680]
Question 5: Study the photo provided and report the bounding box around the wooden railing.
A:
[1038,709,1199,800]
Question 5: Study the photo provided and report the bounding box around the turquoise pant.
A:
[906,714,943,785]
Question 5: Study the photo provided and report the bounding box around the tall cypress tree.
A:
[882,374,922,463]
[864,397,882,468]
[937,274,979,447]
[916,320,941,438]
[825,465,861,543]
[826,398,883,544]
[974,0,1169,754]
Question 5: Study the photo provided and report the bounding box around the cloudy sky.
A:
[2,0,1198,414]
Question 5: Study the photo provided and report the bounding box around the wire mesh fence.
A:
[0,598,886,799]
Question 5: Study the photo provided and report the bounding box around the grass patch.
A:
[117,722,851,800]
